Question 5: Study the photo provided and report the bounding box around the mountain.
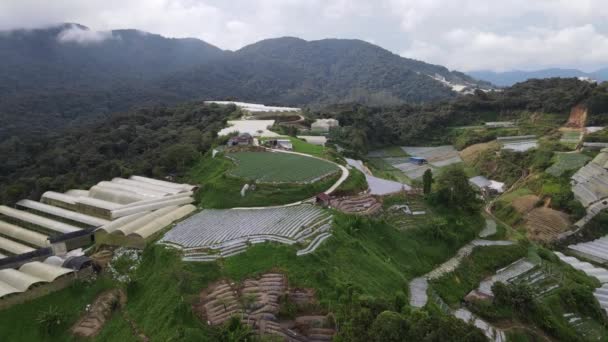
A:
[161,37,492,106]
[468,68,608,87]
[0,24,491,140]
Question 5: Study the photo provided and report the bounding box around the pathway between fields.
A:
[409,220,512,308]
[345,158,411,195]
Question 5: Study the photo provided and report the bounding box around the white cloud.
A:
[0,0,607,71]
[57,25,115,44]
[402,24,608,71]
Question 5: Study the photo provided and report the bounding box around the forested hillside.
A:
[0,24,490,141]
[0,102,234,204]
[323,78,607,153]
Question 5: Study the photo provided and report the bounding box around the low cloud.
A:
[57,24,115,44]
[1,0,607,71]
[401,25,608,71]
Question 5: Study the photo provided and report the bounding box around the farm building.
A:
[205,101,300,113]
[297,135,327,146]
[497,135,538,152]
[571,149,608,207]
[583,142,608,150]
[227,133,254,146]
[311,119,339,133]
[159,204,333,261]
[266,139,293,150]
[468,176,505,195]
[218,120,279,137]
[485,121,515,128]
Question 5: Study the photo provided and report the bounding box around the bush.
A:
[36,306,65,335]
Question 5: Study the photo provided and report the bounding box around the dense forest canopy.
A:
[2,78,605,205]
[0,102,234,204]
[0,24,491,141]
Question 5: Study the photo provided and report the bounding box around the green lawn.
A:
[0,277,115,342]
[227,151,339,183]
[190,156,338,208]
[333,167,368,196]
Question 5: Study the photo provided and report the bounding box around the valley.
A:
[0,18,607,342]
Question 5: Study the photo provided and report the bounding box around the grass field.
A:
[227,151,339,183]
[545,152,591,177]
[190,156,338,208]
[333,167,368,196]
[0,277,116,342]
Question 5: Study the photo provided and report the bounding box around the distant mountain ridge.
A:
[0,23,491,140]
[468,68,608,87]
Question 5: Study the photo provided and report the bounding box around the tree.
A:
[432,165,480,212]
[370,311,409,342]
[422,169,433,195]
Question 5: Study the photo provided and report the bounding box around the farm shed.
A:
[498,135,538,152]
[205,101,300,113]
[469,176,505,194]
[311,119,339,132]
[583,142,608,150]
[218,120,278,137]
[227,133,254,146]
[315,193,331,207]
[297,136,327,146]
[485,121,515,128]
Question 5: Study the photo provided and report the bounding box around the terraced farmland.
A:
[546,152,591,177]
[227,151,339,183]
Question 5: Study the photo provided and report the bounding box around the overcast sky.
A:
[1,0,607,72]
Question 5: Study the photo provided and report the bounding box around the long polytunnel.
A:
[19,261,74,282]
[115,206,178,235]
[0,206,80,234]
[96,181,168,198]
[129,176,196,191]
[97,212,148,234]
[41,191,78,210]
[111,196,194,219]
[17,200,109,227]
[111,178,182,194]
[89,186,145,204]
[132,205,196,239]
[0,280,20,298]
[64,189,90,197]
[0,220,49,247]
[0,268,45,291]
[76,197,121,210]
[0,235,35,254]
[119,192,193,209]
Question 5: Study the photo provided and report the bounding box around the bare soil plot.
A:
[525,207,571,242]
[460,141,500,164]
[511,195,540,214]
[565,104,588,129]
